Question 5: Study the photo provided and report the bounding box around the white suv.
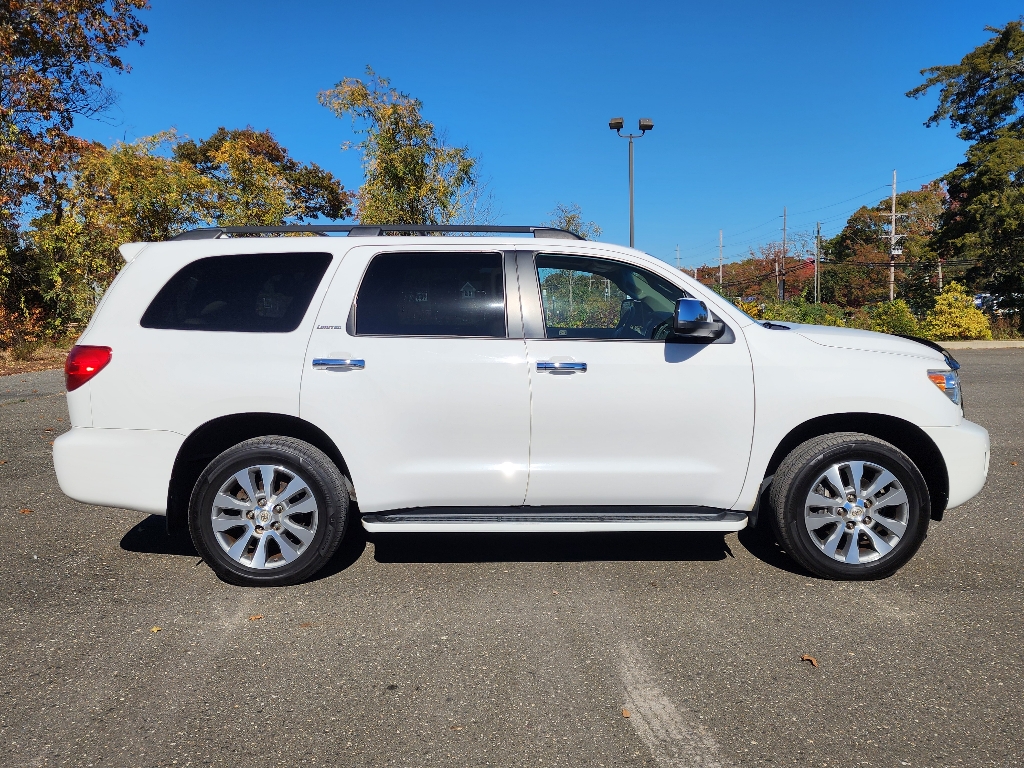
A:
[52,224,990,586]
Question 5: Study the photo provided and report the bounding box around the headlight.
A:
[927,369,961,406]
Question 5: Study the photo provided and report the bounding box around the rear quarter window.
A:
[141,252,332,333]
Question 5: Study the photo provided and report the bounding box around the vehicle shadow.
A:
[119,513,369,578]
[120,512,810,578]
[736,519,812,577]
[367,528,735,564]
[120,514,198,557]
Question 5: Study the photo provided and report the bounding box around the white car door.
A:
[519,251,755,509]
[301,246,531,513]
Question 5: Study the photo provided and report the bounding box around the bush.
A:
[758,298,847,326]
[990,313,1022,340]
[867,299,919,336]
[922,282,992,340]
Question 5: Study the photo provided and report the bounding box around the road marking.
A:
[620,641,729,768]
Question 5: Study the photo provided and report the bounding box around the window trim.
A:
[521,251,734,344]
[349,249,513,340]
[139,251,334,334]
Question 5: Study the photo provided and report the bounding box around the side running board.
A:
[360,507,748,533]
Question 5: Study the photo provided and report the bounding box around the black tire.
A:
[769,432,929,580]
[188,436,349,587]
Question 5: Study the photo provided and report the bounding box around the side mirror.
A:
[673,298,726,341]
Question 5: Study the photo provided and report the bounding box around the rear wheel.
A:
[189,436,348,587]
[769,432,929,580]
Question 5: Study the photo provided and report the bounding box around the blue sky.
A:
[75,0,1021,268]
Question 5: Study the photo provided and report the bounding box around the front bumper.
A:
[922,419,990,510]
[53,427,185,515]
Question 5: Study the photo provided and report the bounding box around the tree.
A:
[25,129,351,330]
[544,203,602,240]
[0,0,149,224]
[173,127,350,225]
[922,282,992,340]
[318,67,485,226]
[908,20,1024,326]
[822,183,946,312]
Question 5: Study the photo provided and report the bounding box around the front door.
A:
[520,251,755,509]
[302,247,531,513]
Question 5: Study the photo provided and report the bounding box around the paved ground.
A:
[1,350,1021,768]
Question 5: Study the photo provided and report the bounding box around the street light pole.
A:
[609,117,653,248]
[628,135,634,247]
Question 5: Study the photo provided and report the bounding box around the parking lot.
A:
[1,348,1021,768]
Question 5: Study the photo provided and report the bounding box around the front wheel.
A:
[769,432,930,580]
[189,436,349,587]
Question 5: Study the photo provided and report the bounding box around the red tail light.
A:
[65,345,112,391]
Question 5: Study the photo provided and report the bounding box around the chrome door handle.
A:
[537,361,587,372]
[312,358,365,370]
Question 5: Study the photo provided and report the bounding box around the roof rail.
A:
[169,224,583,241]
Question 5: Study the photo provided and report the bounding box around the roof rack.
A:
[170,224,583,241]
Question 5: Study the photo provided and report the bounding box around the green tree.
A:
[921,282,992,340]
[544,203,602,240]
[908,19,1024,326]
[318,67,484,226]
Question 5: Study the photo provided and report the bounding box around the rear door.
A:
[519,250,755,509]
[301,246,531,513]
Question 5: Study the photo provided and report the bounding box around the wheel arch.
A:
[166,412,351,534]
[758,413,949,523]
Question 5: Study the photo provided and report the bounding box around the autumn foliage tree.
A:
[544,203,602,240]
[0,0,148,225]
[25,129,350,330]
[318,67,486,226]
[1,0,149,340]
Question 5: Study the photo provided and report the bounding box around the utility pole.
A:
[779,207,787,301]
[675,244,680,270]
[814,222,821,304]
[889,170,897,301]
[874,170,908,300]
[718,230,724,286]
[938,258,944,291]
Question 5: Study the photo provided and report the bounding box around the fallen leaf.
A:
[0,460,7,465]
[800,654,819,668]
[150,626,161,633]
[18,508,32,515]
[622,708,631,718]
[451,726,463,730]
[299,622,312,628]
[248,614,263,621]
[552,590,559,595]
[1012,462,1018,466]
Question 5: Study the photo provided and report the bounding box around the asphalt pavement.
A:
[1,350,1021,768]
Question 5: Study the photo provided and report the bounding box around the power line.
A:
[673,166,956,263]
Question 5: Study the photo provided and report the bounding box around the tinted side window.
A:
[141,252,332,333]
[536,254,688,340]
[356,252,505,337]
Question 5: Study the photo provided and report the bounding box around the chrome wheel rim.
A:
[803,460,910,566]
[210,464,319,570]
